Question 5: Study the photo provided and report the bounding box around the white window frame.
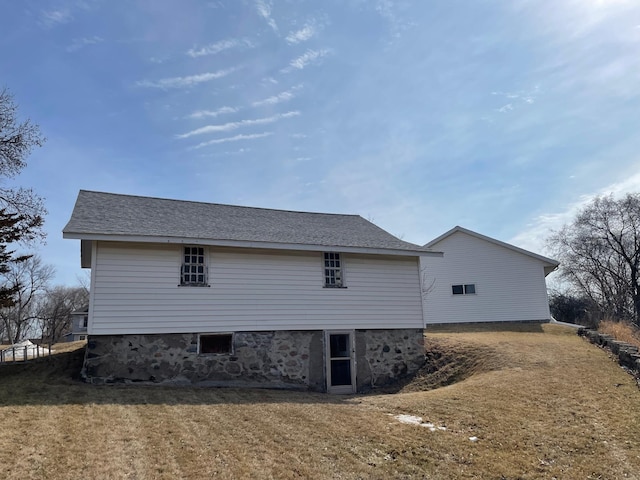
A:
[323,252,345,288]
[452,284,476,295]
[180,246,209,286]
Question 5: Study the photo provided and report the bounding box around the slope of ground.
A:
[1,325,639,479]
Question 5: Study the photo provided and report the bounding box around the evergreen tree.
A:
[0,88,46,310]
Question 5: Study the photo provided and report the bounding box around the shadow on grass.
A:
[0,348,351,407]
[425,321,546,334]
[0,324,523,407]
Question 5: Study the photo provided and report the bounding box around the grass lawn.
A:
[1,324,639,479]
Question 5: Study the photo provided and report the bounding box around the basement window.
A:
[452,284,476,295]
[199,334,233,355]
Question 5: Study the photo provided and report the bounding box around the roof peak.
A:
[425,225,559,268]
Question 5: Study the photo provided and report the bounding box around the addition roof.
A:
[63,190,440,257]
[425,225,559,275]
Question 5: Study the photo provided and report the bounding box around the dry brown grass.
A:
[1,325,639,479]
[599,319,640,349]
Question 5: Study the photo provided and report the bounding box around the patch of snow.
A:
[391,414,446,432]
[394,414,424,425]
[469,436,479,442]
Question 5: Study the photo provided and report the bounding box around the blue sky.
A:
[2,0,640,287]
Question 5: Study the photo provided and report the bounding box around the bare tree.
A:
[0,87,47,309]
[0,255,54,343]
[548,194,640,326]
[37,285,89,344]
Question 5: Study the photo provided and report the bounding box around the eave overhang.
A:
[64,232,444,258]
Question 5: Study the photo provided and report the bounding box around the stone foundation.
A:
[83,328,425,392]
[355,328,425,390]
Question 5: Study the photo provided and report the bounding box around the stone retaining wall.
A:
[578,328,640,376]
[82,328,425,392]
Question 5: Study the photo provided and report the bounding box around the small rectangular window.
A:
[181,246,208,286]
[82,316,88,328]
[453,284,476,295]
[199,334,233,354]
[79,335,86,341]
[323,252,344,287]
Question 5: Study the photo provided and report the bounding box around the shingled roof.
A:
[63,190,436,255]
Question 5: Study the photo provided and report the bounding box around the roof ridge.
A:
[79,190,363,218]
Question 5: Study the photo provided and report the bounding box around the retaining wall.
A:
[578,328,640,376]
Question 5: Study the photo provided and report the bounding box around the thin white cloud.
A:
[187,106,239,119]
[252,85,302,107]
[66,36,104,53]
[281,49,330,73]
[286,25,316,44]
[187,38,254,58]
[39,9,72,27]
[136,68,237,89]
[256,0,278,33]
[498,104,514,113]
[510,169,640,255]
[178,111,300,138]
[192,132,273,149]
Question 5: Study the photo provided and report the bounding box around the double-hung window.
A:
[181,246,208,286]
[324,252,344,287]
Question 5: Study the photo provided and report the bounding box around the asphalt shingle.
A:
[63,190,432,253]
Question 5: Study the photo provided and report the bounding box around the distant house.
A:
[63,307,89,342]
[422,226,559,325]
[63,190,441,392]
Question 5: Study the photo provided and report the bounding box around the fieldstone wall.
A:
[83,330,325,391]
[578,328,640,377]
[355,328,425,390]
[82,328,425,392]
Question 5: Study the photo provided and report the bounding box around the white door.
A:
[325,330,356,394]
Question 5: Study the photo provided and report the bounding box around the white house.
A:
[63,307,89,342]
[63,190,442,393]
[422,226,559,325]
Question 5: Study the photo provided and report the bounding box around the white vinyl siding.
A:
[89,241,423,334]
[421,231,552,324]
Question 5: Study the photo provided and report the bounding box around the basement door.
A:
[325,330,356,394]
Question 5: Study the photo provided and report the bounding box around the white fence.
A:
[0,341,52,363]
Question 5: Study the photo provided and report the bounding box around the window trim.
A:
[180,245,210,287]
[198,333,234,355]
[452,284,477,295]
[323,252,346,288]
